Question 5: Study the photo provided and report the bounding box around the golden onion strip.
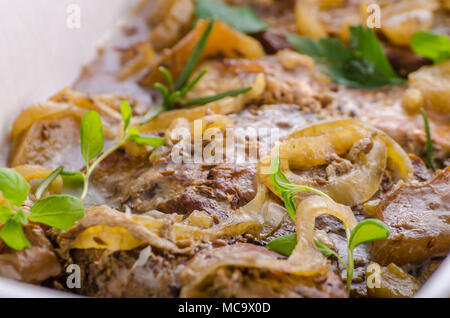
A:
[259,120,413,207]
[69,184,269,251]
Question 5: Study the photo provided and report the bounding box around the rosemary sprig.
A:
[420,108,436,171]
[140,19,252,125]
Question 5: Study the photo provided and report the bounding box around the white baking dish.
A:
[0,0,448,298]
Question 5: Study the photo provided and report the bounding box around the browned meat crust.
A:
[68,248,186,298]
[93,149,257,220]
[179,243,347,298]
[372,166,450,265]
[0,226,61,284]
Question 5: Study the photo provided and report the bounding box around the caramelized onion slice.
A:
[67,184,269,252]
[140,19,265,87]
[289,195,357,273]
[380,0,438,46]
[407,61,450,122]
[179,195,357,297]
[259,120,413,206]
[148,0,195,51]
[11,102,85,139]
[295,0,328,39]
[12,89,119,143]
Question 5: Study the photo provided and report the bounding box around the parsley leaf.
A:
[349,25,398,79]
[195,0,267,34]
[287,26,406,88]
[412,31,450,64]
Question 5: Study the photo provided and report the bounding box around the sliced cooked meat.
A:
[366,262,421,298]
[383,44,432,78]
[0,226,61,284]
[67,248,186,298]
[8,117,83,170]
[179,243,347,298]
[93,146,257,220]
[372,166,450,265]
[253,29,293,54]
[186,54,318,108]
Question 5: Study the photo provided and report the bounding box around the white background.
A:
[0,0,131,148]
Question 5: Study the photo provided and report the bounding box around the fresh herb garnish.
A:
[194,0,267,34]
[287,25,406,88]
[0,100,164,251]
[37,101,164,202]
[266,155,390,293]
[0,168,30,207]
[78,101,164,200]
[420,108,435,172]
[28,195,85,230]
[0,168,84,250]
[412,31,450,64]
[269,155,332,221]
[140,19,252,125]
[34,166,64,200]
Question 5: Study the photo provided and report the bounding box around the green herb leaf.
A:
[29,195,84,230]
[35,166,64,200]
[0,168,30,207]
[420,108,435,171]
[60,170,85,179]
[12,208,28,225]
[0,219,31,251]
[0,206,14,223]
[267,233,341,262]
[349,25,398,79]
[127,126,140,137]
[175,19,215,91]
[130,134,165,147]
[269,155,332,221]
[183,86,252,107]
[120,100,132,132]
[180,69,208,97]
[412,31,450,64]
[80,111,104,166]
[314,239,337,258]
[140,105,166,124]
[266,234,297,257]
[159,66,174,93]
[348,219,390,251]
[195,0,267,34]
[287,26,405,88]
